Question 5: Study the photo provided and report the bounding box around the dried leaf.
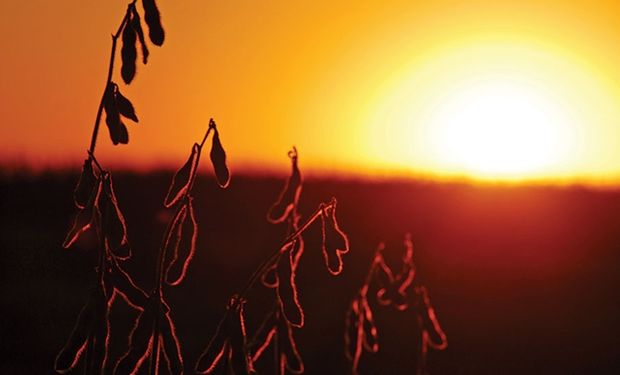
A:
[276,243,304,328]
[54,292,97,373]
[277,313,304,374]
[99,173,131,259]
[73,158,98,209]
[121,12,138,84]
[114,295,158,374]
[320,202,350,275]
[115,87,139,122]
[267,149,301,223]
[63,179,101,249]
[130,5,149,64]
[104,83,129,145]
[142,0,165,46]
[160,311,184,375]
[165,198,198,286]
[209,124,230,188]
[164,144,198,207]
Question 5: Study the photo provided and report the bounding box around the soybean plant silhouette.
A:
[54,1,447,374]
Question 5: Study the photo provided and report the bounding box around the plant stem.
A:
[88,2,136,155]
[237,200,336,299]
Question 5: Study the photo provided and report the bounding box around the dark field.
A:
[1,172,619,374]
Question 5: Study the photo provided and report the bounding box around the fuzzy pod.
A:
[99,173,131,259]
[267,149,302,223]
[114,87,139,122]
[73,158,98,209]
[103,83,129,145]
[130,5,149,64]
[159,311,184,375]
[142,0,165,46]
[114,295,158,374]
[165,197,198,286]
[360,297,379,353]
[320,202,350,275]
[209,123,230,188]
[249,308,278,363]
[121,13,138,84]
[63,179,102,249]
[109,256,148,309]
[260,263,278,288]
[276,243,304,328]
[88,289,110,374]
[416,287,447,350]
[196,311,231,374]
[164,144,199,207]
[277,313,304,374]
[344,299,360,361]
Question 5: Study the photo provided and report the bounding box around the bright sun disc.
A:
[428,79,572,178]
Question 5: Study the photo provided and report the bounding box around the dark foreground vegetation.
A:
[1,173,619,374]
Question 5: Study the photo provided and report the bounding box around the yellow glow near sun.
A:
[427,79,572,177]
[366,36,620,182]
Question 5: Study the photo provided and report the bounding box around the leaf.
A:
[99,173,131,260]
[54,292,97,373]
[209,123,230,188]
[267,148,302,223]
[130,5,149,64]
[104,83,129,145]
[276,242,304,328]
[277,312,304,374]
[73,158,98,209]
[160,311,184,375]
[165,197,198,286]
[320,202,350,275]
[164,144,198,207]
[115,87,139,122]
[142,0,165,46]
[114,295,158,374]
[121,13,138,84]
[63,179,101,249]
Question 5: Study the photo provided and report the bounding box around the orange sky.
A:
[3,1,620,184]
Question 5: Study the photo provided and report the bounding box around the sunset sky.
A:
[3,0,620,183]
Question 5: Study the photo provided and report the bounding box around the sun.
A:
[427,78,572,178]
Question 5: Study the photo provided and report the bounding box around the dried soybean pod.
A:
[63,179,101,249]
[209,122,230,188]
[276,243,304,328]
[228,297,255,375]
[344,299,360,361]
[115,87,139,122]
[417,287,447,350]
[54,292,97,373]
[196,311,231,374]
[142,0,165,46]
[267,148,302,223]
[160,311,184,375]
[121,13,138,84]
[114,295,157,374]
[130,5,149,64]
[73,158,98,209]
[165,197,198,286]
[88,289,110,374]
[164,144,198,207]
[320,201,350,275]
[99,173,131,259]
[260,263,278,288]
[277,313,304,374]
[360,297,379,353]
[110,256,148,308]
[103,83,127,145]
[249,308,277,362]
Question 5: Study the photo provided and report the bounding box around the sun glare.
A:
[428,79,571,178]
